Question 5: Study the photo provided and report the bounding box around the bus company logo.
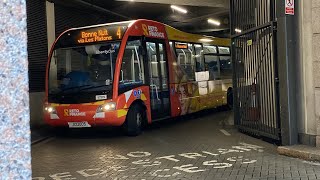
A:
[64,109,86,117]
[142,24,165,38]
[133,89,142,98]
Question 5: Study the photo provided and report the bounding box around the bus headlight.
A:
[97,102,116,112]
[45,106,57,114]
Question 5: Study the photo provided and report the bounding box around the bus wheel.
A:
[125,104,145,136]
[227,88,233,109]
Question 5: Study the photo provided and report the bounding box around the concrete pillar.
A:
[296,0,317,146]
[312,1,320,147]
[276,0,299,145]
[47,0,57,102]
[0,0,31,179]
[46,1,55,52]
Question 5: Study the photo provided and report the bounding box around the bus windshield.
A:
[48,42,120,102]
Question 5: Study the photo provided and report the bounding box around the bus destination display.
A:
[76,26,127,44]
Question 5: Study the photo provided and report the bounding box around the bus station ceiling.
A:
[51,0,230,37]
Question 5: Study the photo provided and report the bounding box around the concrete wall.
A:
[29,92,45,127]
[298,0,317,145]
[312,0,320,147]
[298,0,320,147]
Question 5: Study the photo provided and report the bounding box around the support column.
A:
[312,2,320,147]
[0,0,31,179]
[276,0,299,145]
[46,1,55,53]
[46,1,57,88]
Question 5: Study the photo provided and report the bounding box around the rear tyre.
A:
[227,88,233,110]
[125,104,145,136]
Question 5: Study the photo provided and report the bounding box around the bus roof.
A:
[164,25,230,46]
[69,20,136,31]
[54,20,136,49]
[55,19,230,48]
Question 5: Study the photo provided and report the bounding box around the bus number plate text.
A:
[68,121,91,128]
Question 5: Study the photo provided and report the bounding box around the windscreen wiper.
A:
[79,84,112,92]
[56,85,92,95]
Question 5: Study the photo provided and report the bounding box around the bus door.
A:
[145,41,171,120]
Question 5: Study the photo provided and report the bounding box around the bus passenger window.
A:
[218,46,230,55]
[175,42,195,81]
[220,56,232,79]
[203,45,217,54]
[194,44,204,72]
[204,55,220,80]
[119,40,145,88]
[218,47,231,79]
[159,43,168,89]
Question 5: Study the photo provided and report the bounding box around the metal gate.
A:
[231,0,281,141]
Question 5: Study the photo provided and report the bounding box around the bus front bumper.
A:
[44,109,127,128]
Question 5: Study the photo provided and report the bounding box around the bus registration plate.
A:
[68,121,91,128]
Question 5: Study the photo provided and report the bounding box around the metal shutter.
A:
[26,0,48,92]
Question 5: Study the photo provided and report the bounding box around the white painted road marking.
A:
[220,129,231,136]
[34,142,264,179]
[303,161,320,166]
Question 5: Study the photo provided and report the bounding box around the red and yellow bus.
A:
[44,19,232,135]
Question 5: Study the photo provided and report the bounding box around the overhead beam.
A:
[116,0,229,8]
[167,10,229,26]
[51,0,131,20]
[72,0,131,19]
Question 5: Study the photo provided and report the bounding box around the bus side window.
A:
[119,39,145,89]
[204,55,221,80]
[218,46,231,79]
[169,41,176,57]
[175,42,195,81]
[194,44,204,72]
[203,45,220,80]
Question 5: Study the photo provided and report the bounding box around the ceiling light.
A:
[235,28,242,33]
[199,38,213,42]
[171,5,187,14]
[207,19,221,26]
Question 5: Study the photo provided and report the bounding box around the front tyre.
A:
[125,104,145,136]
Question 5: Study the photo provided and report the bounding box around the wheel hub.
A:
[136,113,142,127]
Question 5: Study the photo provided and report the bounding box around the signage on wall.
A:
[285,0,294,15]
